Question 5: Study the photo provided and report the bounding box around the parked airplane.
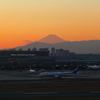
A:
[87,65,100,70]
[27,67,36,74]
[38,67,79,79]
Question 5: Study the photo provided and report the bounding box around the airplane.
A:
[27,67,36,74]
[87,65,100,70]
[38,67,79,79]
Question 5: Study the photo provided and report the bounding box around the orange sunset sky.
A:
[0,0,100,49]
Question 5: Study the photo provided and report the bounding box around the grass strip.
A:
[0,82,100,92]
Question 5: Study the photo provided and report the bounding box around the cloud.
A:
[21,40,33,45]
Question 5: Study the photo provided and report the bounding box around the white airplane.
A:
[38,67,79,79]
[27,67,36,74]
[87,65,100,70]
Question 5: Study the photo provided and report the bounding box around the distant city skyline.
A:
[0,0,100,49]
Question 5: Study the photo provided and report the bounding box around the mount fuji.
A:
[38,34,65,43]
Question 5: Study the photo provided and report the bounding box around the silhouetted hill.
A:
[14,40,100,54]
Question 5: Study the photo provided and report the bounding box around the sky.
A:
[0,0,100,49]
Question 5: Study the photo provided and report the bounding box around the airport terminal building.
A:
[0,50,55,70]
[0,50,49,56]
[0,49,100,70]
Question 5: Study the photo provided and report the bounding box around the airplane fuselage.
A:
[38,67,78,78]
[38,72,76,77]
[88,65,100,69]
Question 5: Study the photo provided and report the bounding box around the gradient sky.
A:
[0,0,100,49]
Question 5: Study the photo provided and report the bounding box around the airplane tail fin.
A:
[73,67,79,74]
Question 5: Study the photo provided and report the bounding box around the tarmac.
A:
[0,70,100,81]
[0,70,100,97]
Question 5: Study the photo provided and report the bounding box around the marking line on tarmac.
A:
[24,92,58,95]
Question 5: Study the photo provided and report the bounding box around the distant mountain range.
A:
[2,34,100,54]
[14,40,100,54]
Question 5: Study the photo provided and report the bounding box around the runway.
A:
[1,90,100,97]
